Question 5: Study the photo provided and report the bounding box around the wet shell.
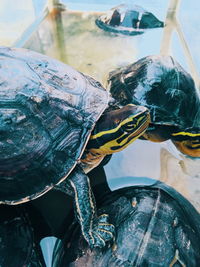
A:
[0,46,109,204]
[52,182,200,266]
[108,55,200,130]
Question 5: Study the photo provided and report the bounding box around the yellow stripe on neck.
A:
[90,121,147,155]
[90,115,145,140]
[172,132,200,137]
[90,133,139,155]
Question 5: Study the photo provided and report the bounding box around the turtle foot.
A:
[85,214,115,249]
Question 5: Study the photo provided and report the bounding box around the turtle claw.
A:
[85,214,115,249]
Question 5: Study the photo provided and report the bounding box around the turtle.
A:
[51,175,200,267]
[0,204,46,267]
[0,46,150,249]
[108,55,200,157]
[95,4,164,36]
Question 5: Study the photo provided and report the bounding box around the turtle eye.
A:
[114,118,121,125]
[121,117,139,133]
[121,122,136,133]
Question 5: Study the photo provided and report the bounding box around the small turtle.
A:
[51,178,200,267]
[0,47,150,248]
[108,55,200,157]
[96,4,164,36]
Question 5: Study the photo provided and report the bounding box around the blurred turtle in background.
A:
[108,55,200,157]
[96,4,164,36]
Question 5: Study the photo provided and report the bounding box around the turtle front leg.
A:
[68,166,115,248]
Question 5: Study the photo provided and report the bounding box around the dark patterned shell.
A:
[0,47,109,204]
[108,55,200,130]
[96,4,164,36]
[52,182,200,266]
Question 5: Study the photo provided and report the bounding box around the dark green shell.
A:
[108,55,200,131]
[96,4,164,36]
[0,47,109,204]
[52,181,200,266]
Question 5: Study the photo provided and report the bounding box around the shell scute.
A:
[109,55,200,129]
[0,47,109,204]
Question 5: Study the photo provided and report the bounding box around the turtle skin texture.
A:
[51,183,200,267]
[96,4,164,36]
[0,46,109,204]
[108,55,200,157]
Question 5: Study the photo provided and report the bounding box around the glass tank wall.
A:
[0,0,200,266]
[5,0,198,209]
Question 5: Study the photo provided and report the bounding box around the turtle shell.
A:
[95,4,164,36]
[108,55,200,131]
[0,47,109,204]
[51,181,200,266]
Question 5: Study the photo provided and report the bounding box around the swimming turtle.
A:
[0,46,150,248]
[51,176,200,267]
[108,55,200,157]
[95,4,164,36]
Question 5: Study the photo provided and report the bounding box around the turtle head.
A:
[171,127,200,158]
[87,104,150,155]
